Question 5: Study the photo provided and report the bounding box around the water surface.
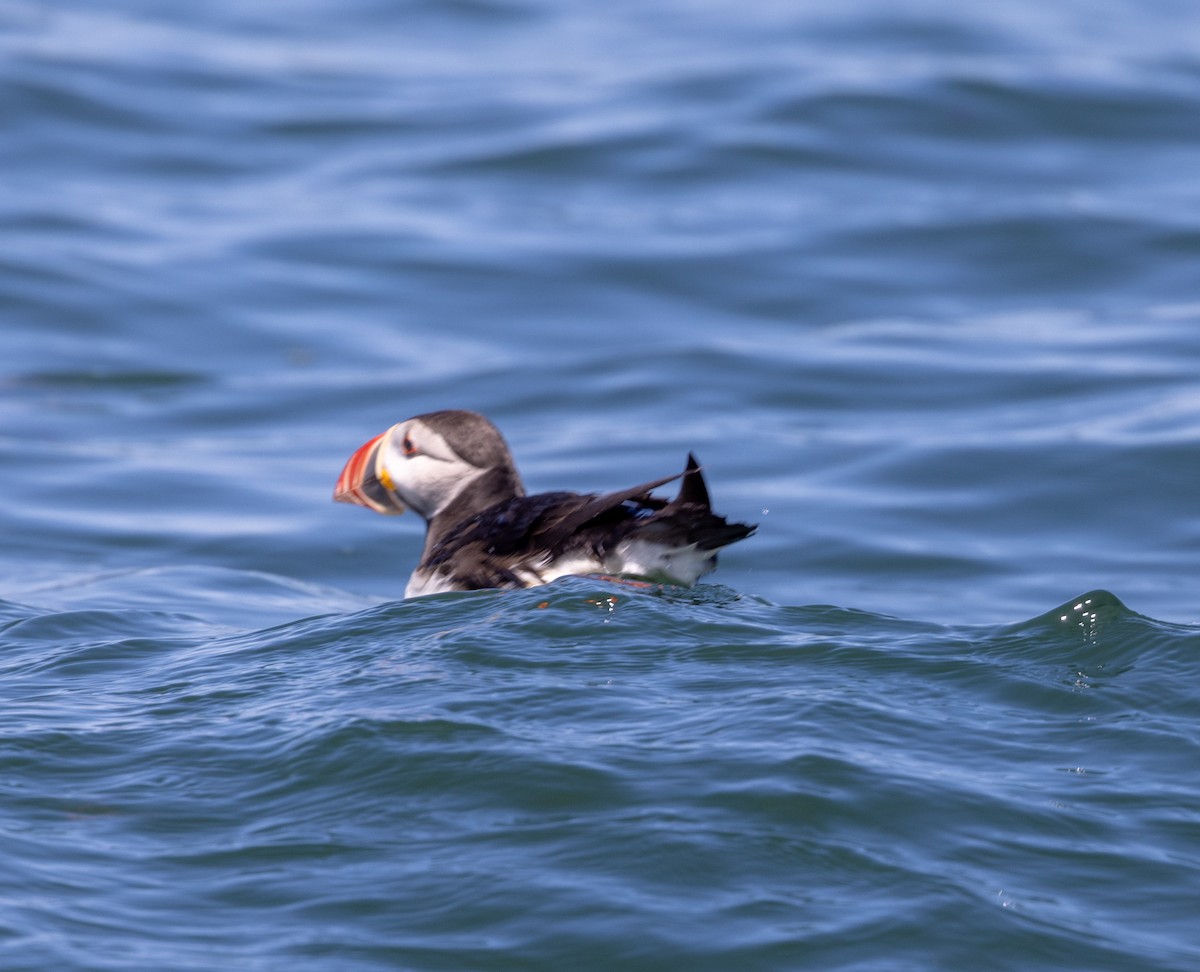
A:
[3,0,1200,968]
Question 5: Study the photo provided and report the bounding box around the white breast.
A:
[402,541,717,598]
[534,553,608,585]
[405,569,466,598]
[608,538,717,586]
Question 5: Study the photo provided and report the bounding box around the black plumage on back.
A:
[420,454,754,591]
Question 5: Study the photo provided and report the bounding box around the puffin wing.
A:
[425,492,574,563]
[418,455,751,590]
[417,487,640,590]
[532,468,684,548]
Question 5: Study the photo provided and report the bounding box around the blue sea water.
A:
[3,0,1200,968]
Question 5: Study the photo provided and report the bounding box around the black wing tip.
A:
[698,517,757,550]
[678,453,758,548]
[676,452,712,509]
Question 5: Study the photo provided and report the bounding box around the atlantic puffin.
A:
[333,409,756,597]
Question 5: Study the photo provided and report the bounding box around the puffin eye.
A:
[402,435,418,457]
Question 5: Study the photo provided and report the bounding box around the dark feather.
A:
[676,453,711,508]
[534,468,683,549]
[419,456,754,590]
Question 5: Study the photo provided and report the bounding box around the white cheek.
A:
[422,462,486,516]
[378,453,484,519]
[378,428,409,469]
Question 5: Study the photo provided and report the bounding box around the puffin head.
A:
[334,410,524,522]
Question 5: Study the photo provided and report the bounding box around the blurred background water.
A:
[2,0,1200,969]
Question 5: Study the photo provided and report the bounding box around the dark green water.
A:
[3,0,1200,968]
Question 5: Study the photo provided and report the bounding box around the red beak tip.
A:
[333,430,405,515]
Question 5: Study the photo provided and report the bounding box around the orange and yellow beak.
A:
[333,428,406,514]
